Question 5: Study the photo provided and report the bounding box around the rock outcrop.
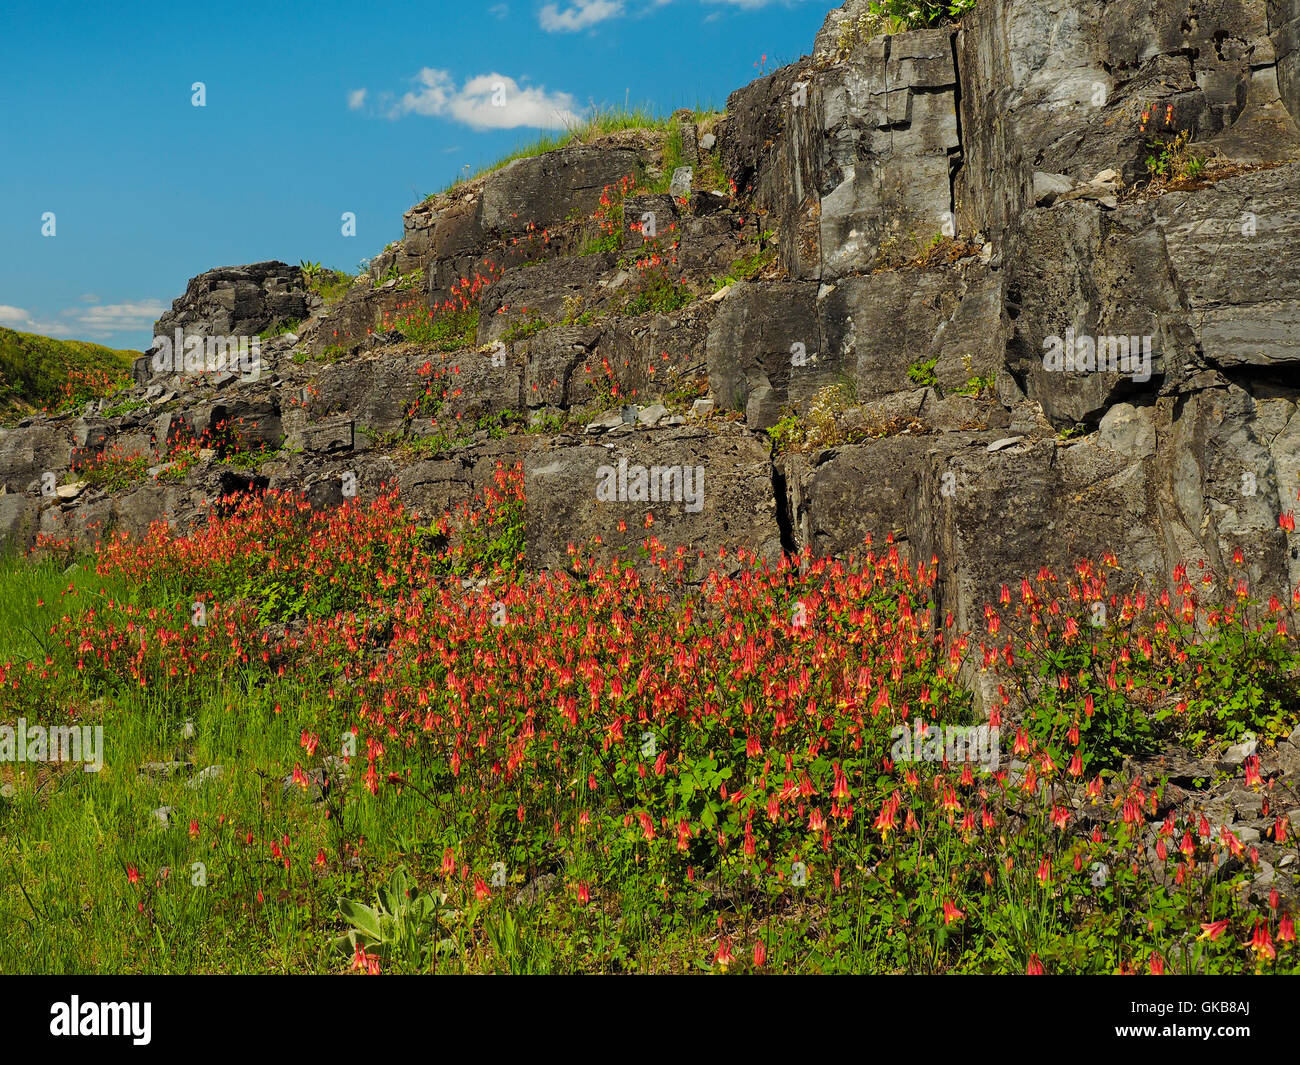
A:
[2,0,1299,639]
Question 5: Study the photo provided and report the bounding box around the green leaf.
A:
[338,898,383,942]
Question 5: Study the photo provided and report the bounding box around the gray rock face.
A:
[706,281,821,428]
[722,28,959,279]
[1276,0,1300,127]
[154,261,311,343]
[480,147,642,237]
[524,424,783,572]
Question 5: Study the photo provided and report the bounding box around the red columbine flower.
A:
[1036,857,1051,885]
[351,944,380,975]
[830,762,850,801]
[1280,511,1295,533]
[1279,912,1295,943]
[1244,756,1263,789]
[474,876,491,902]
[942,899,964,925]
[1051,806,1070,830]
[127,865,140,884]
[677,819,693,851]
[1198,919,1230,941]
[638,811,655,841]
[753,939,767,968]
[1149,951,1165,975]
[441,847,455,877]
[1026,954,1044,975]
[715,935,734,969]
[873,797,898,840]
[577,882,590,906]
[1249,919,1276,960]
[1276,816,1290,843]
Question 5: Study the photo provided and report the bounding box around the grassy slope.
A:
[0,326,139,414]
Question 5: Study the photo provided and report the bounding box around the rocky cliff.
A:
[3,0,1298,636]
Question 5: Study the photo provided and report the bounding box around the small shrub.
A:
[907,356,939,388]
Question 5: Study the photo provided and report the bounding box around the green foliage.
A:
[373,265,425,292]
[302,264,354,305]
[954,374,995,397]
[485,908,554,975]
[694,149,729,194]
[907,356,939,388]
[1177,613,1300,747]
[384,305,479,351]
[834,0,978,50]
[334,866,452,974]
[766,414,805,456]
[994,560,1300,770]
[526,411,567,435]
[0,531,1296,975]
[101,398,149,418]
[0,326,136,414]
[624,269,693,316]
[258,319,302,340]
[76,448,151,491]
[500,314,553,344]
[712,247,774,291]
[1145,129,1208,184]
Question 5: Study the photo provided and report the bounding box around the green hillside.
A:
[0,326,138,415]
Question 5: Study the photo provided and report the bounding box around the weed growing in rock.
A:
[907,356,939,388]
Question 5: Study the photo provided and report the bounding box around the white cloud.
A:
[347,88,368,111]
[390,69,579,129]
[0,301,167,342]
[490,3,510,17]
[539,0,623,32]
[69,301,168,335]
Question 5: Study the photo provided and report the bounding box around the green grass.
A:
[305,268,355,305]
[258,319,302,340]
[0,327,138,415]
[381,306,479,351]
[431,104,723,199]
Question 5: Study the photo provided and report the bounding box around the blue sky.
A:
[0,0,826,353]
